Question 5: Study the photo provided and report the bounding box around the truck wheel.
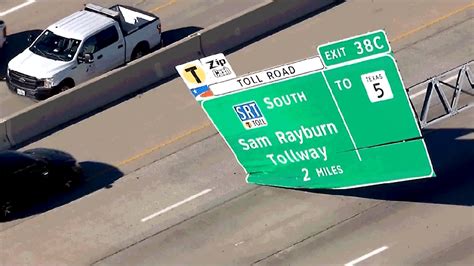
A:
[59,84,70,93]
[131,44,149,60]
[56,79,74,95]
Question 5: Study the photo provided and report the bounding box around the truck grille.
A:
[9,70,38,90]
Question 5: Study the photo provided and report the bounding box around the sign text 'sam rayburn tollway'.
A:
[200,30,434,189]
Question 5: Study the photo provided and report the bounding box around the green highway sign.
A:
[195,30,434,189]
[318,30,390,66]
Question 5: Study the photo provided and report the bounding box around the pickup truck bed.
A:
[85,4,162,61]
[110,5,160,36]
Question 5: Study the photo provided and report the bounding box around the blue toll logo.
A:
[233,101,268,130]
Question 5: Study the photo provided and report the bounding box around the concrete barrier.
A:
[5,35,202,147]
[199,0,336,55]
[0,119,11,150]
[1,0,338,149]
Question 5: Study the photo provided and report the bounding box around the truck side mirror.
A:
[84,53,94,63]
[78,53,94,64]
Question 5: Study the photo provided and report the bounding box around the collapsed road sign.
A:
[178,30,435,189]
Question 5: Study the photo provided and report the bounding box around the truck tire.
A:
[131,43,149,60]
[59,84,70,92]
[57,79,75,94]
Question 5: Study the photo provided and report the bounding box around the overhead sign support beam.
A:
[416,62,473,128]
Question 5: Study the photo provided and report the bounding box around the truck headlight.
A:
[41,78,54,88]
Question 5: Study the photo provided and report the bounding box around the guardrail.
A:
[4,36,203,148]
[0,0,338,151]
[0,119,9,150]
[408,61,473,128]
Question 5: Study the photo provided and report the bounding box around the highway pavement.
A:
[0,0,265,118]
[1,0,473,265]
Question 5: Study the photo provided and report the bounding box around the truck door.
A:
[76,25,124,80]
[93,25,124,74]
[76,35,99,84]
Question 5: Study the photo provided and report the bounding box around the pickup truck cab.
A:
[0,20,6,49]
[7,4,162,99]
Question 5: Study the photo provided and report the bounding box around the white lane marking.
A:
[443,74,459,84]
[410,89,426,99]
[0,0,36,16]
[345,246,388,266]
[141,188,212,222]
[409,74,458,99]
[234,241,245,246]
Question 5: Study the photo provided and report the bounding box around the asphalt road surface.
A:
[0,0,265,118]
[1,0,473,265]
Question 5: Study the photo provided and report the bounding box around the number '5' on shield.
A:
[361,70,394,103]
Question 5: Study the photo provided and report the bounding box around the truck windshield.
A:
[30,30,81,61]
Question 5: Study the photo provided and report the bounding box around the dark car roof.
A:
[24,148,75,163]
[0,150,39,175]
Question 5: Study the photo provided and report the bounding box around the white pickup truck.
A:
[7,4,162,99]
[0,20,6,49]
